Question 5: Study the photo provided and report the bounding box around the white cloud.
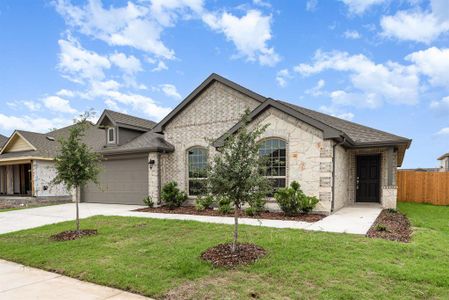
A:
[109,52,142,74]
[330,90,381,108]
[305,79,326,96]
[294,50,419,107]
[319,105,355,120]
[0,114,71,133]
[380,0,449,43]
[275,69,292,87]
[430,96,449,114]
[151,60,168,72]
[159,84,182,99]
[406,47,449,87]
[436,127,449,135]
[58,37,111,83]
[253,0,271,8]
[203,10,280,66]
[53,0,191,59]
[43,96,77,114]
[7,100,41,111]
[56,89,75,97]
[341,0,386,14]
[343,30,361,39]
[306,0,318,12]
[86,80,171,121]
[104,99,123,112]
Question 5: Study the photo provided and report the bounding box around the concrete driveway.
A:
[0,203,144,234]
[0,202,381,235]
[0,259,150,300]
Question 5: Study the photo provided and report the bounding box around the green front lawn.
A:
[0,202,448,299]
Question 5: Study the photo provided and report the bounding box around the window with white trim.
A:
[187,147,208,196]
[258,138,287,195]
[107,127,116,144]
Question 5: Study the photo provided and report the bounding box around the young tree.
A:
[53,111,101,233]
[208,111,270,252]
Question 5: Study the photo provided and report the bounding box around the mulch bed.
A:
[366,209,412,243]
[135,206,325,222]
[50,229,98,241]
[201,243,267,268]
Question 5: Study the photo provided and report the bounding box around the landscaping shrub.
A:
[195,195,214,211]
[217,196,233,214]
[143,196,154,207]
[299,195,319,213]
[275,181,319,215]
[246,196,266,216]
[375,224,388,232]
[161,181,188,210]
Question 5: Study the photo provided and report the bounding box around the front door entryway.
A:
[356,155,380,202]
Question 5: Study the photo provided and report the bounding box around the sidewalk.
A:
[0,259,151,300]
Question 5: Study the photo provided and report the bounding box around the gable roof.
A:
[152,73,266,133]
[438,153,449,160]
[0,123,104,160]
[97,110,156,131]
[100,132,174,155]
[0,134,8,148]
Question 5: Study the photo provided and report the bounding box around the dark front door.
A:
[356,155,380,202]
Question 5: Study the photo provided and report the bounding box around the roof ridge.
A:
[105,109,156,124]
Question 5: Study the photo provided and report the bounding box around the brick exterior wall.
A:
[154,81,398,213]
[159,81,261,194]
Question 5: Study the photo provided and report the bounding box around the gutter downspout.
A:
[331,137,346,213]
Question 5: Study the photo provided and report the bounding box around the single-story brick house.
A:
[0,74,411,213]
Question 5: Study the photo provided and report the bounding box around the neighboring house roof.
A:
[100,132,175,155]
[438,153,449,160]
[0,134,7,148]
[0,123,104,160]
[97,109,156,131]
[152,73,266,133]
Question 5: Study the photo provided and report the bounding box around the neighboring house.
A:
[438,153,449,172]
[0,124,104,201]
[0,74,412,212]
[0,134,7,150]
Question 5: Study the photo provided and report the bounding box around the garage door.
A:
[82,156,148,205]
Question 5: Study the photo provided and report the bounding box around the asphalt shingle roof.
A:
[100,132,174,155]
[104,110,156,130]
[277,100,410,145]
[0,123,105,159]
[0,134,7,148]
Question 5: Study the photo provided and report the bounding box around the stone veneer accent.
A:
[345,147,398,209]
[33,160,71,198]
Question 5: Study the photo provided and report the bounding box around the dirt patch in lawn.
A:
[50,229,97,241]
[366,209,412,242]
[135,206,325,222]
[201,242,266,268]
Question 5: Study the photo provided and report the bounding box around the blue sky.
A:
[0,0,448,168]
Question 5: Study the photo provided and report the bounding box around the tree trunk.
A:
[75,187,80,233]
[232,203,239,252]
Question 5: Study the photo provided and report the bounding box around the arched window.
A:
[187,147,208,196]
[259,138,287,194]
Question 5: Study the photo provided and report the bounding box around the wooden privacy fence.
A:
[397,170,449,205]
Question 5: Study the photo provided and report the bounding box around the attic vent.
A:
[46,136,55,141]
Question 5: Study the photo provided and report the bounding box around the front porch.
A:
[0,163,32,196]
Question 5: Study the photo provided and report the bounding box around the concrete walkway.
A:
[0,202,382,235]
[0,259,150,300]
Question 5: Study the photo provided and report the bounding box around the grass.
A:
[0,203,63,212]
[0,202,448,299]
